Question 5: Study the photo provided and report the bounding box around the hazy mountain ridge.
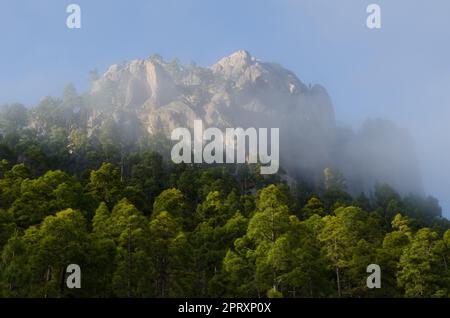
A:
[87,50,422,195]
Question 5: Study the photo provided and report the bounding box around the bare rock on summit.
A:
[211,50,308,95]
[89,50,334,134]
[211,50,259,85]
[85,50,422,195]
[87,50,337,174]
[91,59,179,110]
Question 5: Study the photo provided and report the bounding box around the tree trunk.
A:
[127,221,132,297]
[120,149,125,182]
[336,266,342,297]
[334,237,342,297]
[59,266,66,294]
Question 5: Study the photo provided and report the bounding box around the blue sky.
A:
[0,0,449,217]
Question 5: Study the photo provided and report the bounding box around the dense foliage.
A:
[0,93,449,298]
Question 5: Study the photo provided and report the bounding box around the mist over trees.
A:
[85,51,424,197]
[0,88,449,297]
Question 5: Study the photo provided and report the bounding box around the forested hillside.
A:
[0,96,449,298]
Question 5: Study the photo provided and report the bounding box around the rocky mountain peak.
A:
[211,50,308,97]
[211,50,255,71]
[82,51,422,196]
[86,51,338,180]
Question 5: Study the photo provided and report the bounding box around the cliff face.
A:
[87,50,422,195]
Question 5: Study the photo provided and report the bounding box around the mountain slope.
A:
[87,50,422,195]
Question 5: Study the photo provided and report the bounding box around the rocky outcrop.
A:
[86,50,422,195]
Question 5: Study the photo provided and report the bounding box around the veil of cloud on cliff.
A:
[0,0,449,216]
